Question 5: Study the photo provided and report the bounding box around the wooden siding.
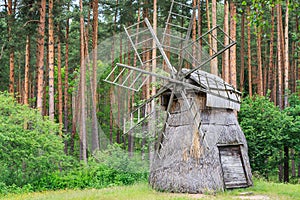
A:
[218,145,248,189]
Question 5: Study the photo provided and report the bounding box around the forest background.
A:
[0,0,299,193]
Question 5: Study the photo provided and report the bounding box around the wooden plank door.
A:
[218,145,248,189]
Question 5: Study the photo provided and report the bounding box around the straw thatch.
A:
[149,70,252,193]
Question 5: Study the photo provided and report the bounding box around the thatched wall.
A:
[149,93,252,193]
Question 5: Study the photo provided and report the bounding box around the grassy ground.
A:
[1,179,299,200]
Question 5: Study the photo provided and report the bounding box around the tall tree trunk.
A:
[57,25,63,131]
[284,0,289,108]
[111,0,118,144]
[277,3,283,109]
[91,0,99,153]
[148,0,157,161]
[291,149,296,178]
[142,1,149,159]
[192,0,197,68]
[64,3,70,154]
[240,11,245,92]
[43,41,48,116]
[278,151,283,182]
[229,1,236,87]
[152,0,157,112]
[36,0,46,113]
[24,35,30,105]
[48,0,55,120]
[268,7,275,102]
[247,6,252,97]
[284,146,289,182]
[263,46,268,95]
[256,25,263,96]
[7,0,14,94]
[117,33,123,145]
[211,0,218,75]
[277,3,283,182]
[80,0,87,164]
[283,0,290,183]
[205,0,213,63]
[197,0,202,63]
[223,0,229,82]
[17,56,21,103]
[291,41,296,93]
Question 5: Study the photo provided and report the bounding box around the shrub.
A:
[238,95,292,177]
[0,92,68,188]
[34,162,148,191]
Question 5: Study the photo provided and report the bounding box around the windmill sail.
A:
[104,1,238,136]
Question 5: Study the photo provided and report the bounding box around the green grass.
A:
[1,179,299,200]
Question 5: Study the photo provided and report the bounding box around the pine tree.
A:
[36,0,46,114]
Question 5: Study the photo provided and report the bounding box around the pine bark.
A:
[229,1,236,88]
[247,7,252,97]
[277,3,283,182]
[291,149,296,178]
[7,0,14,94]
[57,25,63,131]
[283,146,289,182]
[64,4,70,154]
[91,0,99,153]
[284,0,289,108]
[111,0,118,144]
[192,0,197,68]
[223,0,229,83]
[48,0,55,120]
[36,0,46,113]
[277,3,283,109]
[197,0,202,63]
[268,7,275,102]
[283,0,289,183]
[240,11,245,92]
[205,0,213,62]
[152,0,157,106]
[24,35,30,105]
[291,41,296,93]
[256,25,263,96]
[80,0,87,163]
[211,0,218,75]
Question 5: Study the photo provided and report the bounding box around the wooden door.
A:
[218,145,248,189]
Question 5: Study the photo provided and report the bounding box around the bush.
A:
[0,92,148,194]
[0,92,68,188]
[238,95,292,177]
[33,162,148,191]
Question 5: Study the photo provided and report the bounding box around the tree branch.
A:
[23,20,39,27]
[0,43,6,60]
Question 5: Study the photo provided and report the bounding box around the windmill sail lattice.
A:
[104,0,238,145]
[104,0,253,193]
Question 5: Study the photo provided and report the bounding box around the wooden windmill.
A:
[105,0,252,193]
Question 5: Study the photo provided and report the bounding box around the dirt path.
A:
[171,192,270,199]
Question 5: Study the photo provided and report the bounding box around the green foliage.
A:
[284,95,300,151]
[96,144,149,174]
[35,162,147,191]
[0,92,69,188]
[0,92,147,194]
[238,95,293,177]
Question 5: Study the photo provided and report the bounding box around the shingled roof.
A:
[182,68,241,111]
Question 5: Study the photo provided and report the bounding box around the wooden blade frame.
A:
[104,1,240,158]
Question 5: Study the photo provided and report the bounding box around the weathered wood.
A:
[219,145,248,189]
[149,91,253,193]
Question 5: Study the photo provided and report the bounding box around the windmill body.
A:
[150,69,252,193]
[104,0,253,193]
